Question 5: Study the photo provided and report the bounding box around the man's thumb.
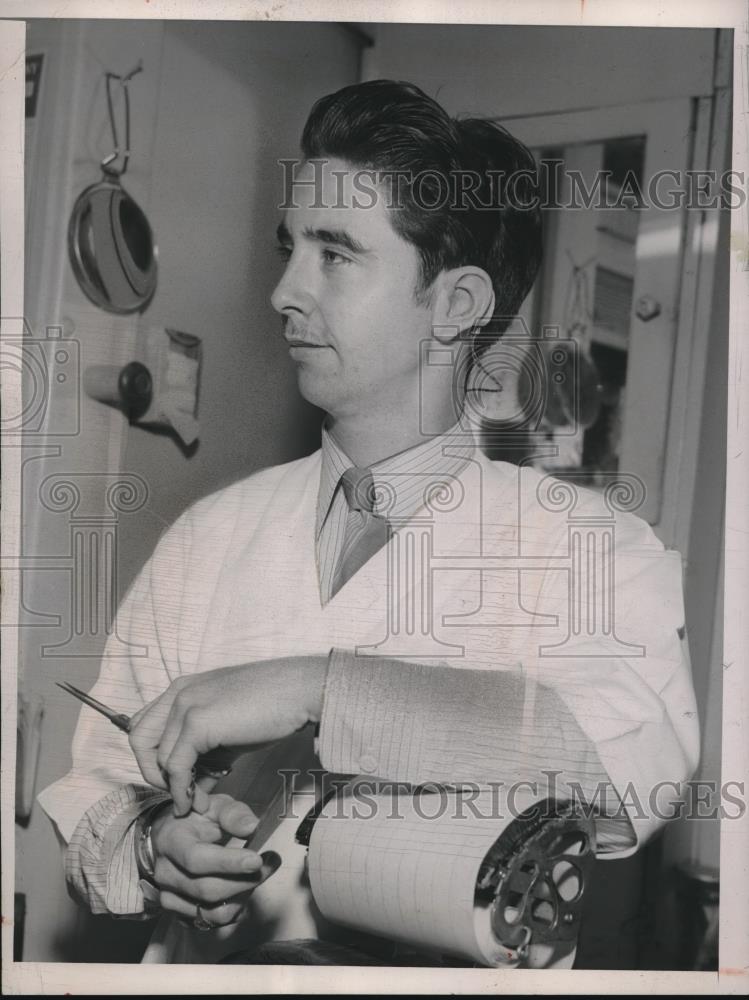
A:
[218,797,259,839]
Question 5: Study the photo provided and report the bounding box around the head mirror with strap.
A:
[68,63,158,315]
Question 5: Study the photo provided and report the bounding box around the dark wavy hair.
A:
[301,79,543,356]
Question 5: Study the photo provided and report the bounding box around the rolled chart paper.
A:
[307,783,571,967]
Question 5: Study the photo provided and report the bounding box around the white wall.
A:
[363,24,715,114]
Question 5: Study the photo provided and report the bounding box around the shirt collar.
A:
[316,417,477,537]
[317,423,354,537]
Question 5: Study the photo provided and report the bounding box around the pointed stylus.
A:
[56,681,234,778]
[57,681,132,731]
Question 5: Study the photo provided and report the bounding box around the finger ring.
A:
[192,903,214,932]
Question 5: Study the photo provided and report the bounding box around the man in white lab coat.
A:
[39,80,699,966]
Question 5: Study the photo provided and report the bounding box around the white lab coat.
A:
[39,448,699,964]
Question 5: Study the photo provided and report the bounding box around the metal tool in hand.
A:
[56,681,235,779]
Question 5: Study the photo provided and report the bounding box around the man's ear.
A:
[431,267,495,342]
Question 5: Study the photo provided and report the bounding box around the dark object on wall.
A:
[82,328,202,446]
[68,179,158,314]
[117,361,154,420]
[16,693,44,826]
[83,361,153,421]
[68,63,158,314]
[25,54,44,118]
[14,893,26,961]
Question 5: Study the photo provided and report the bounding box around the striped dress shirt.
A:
[316,421,475,603]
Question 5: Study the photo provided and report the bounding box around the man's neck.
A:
[326,405,459,468]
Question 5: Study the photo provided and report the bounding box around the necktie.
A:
[331,466,390,598]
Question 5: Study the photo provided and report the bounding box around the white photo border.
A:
[2,1,747,994]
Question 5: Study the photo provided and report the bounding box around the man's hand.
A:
[129,657,328,814]
[149,792,281,928]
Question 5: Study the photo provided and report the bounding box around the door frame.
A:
[503,98,701,539]
[504,63,732,881]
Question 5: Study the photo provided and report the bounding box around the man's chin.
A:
[295,370,341,414]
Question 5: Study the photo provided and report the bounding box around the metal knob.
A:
[635,295,661,322]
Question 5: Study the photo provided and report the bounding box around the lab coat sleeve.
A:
[317,506,700,856]
[526,504,701,852]
[36,509,193,914]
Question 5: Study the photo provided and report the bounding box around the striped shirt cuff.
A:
[318,647,426,779]
[66,785,171,918]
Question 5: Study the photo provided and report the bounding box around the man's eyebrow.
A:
[304,226,369,254]
[303,226,370,255]
[275,222,371,256]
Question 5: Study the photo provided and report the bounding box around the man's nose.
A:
[270,256,314,317]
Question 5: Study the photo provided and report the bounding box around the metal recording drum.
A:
[298,785,597,968]
[478,798,596,961]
